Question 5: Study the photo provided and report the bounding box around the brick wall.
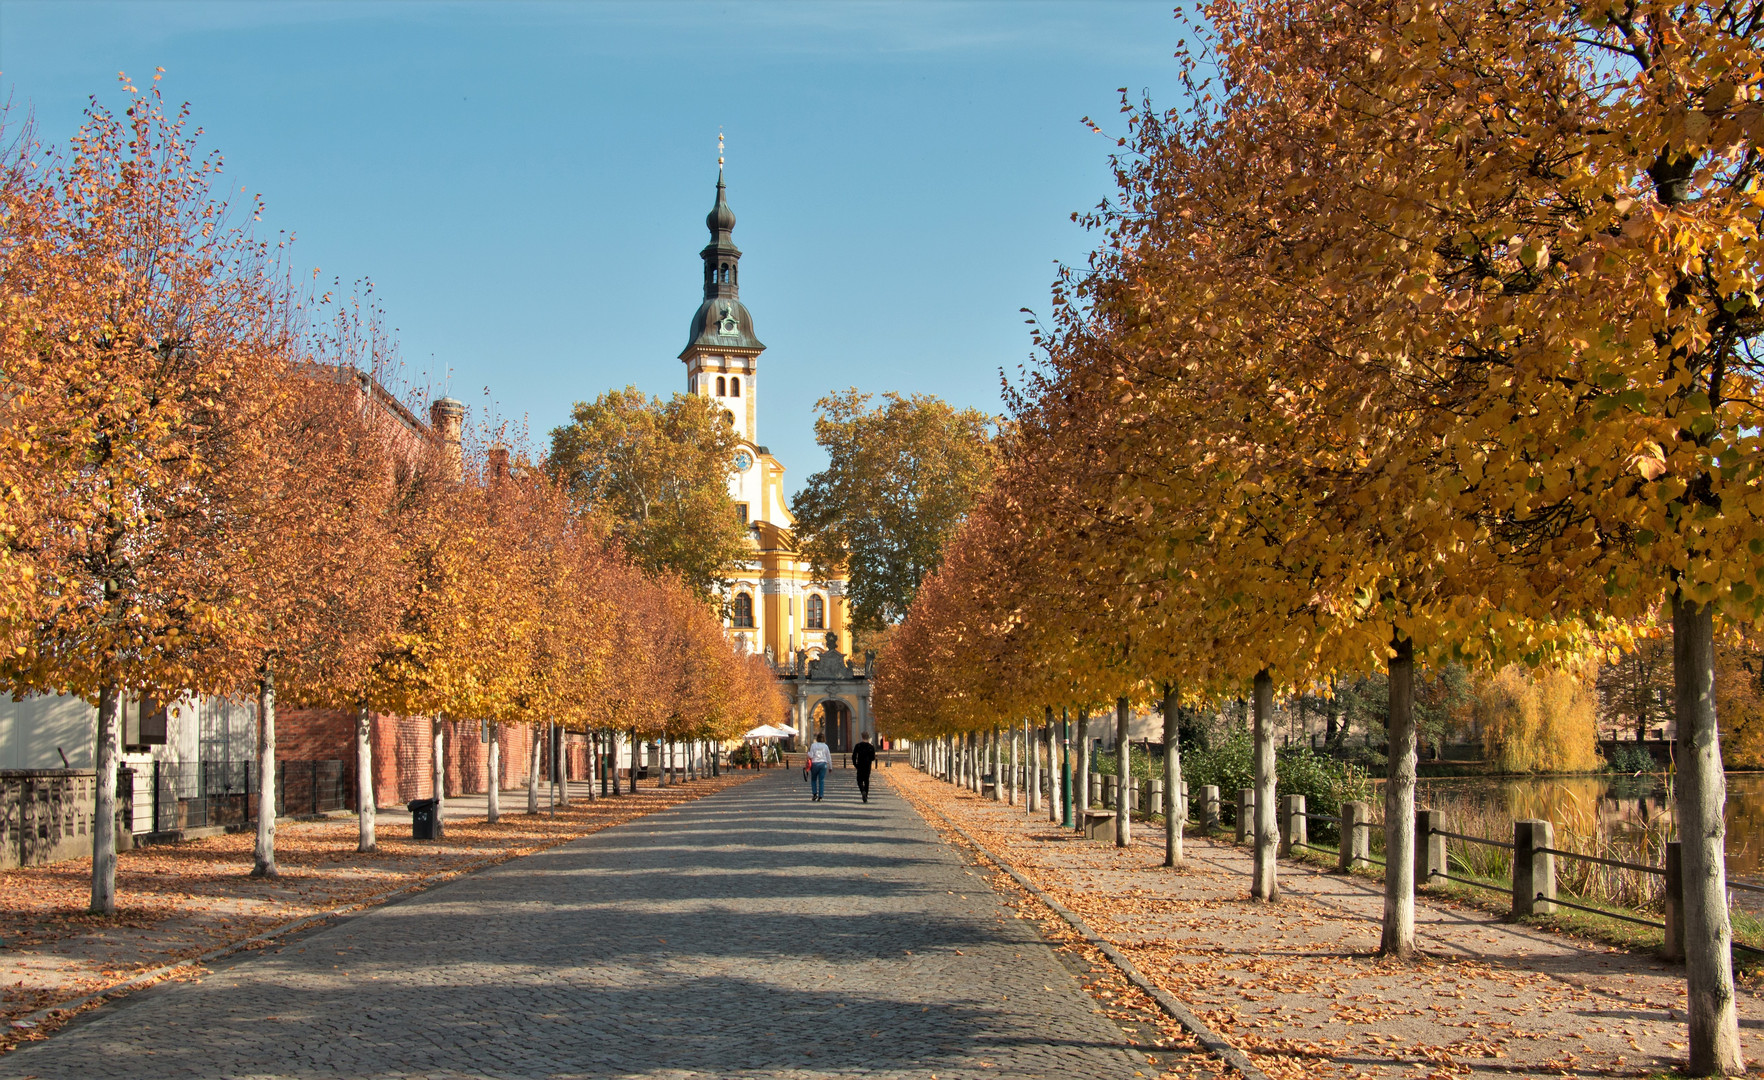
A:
[273,710,554,811]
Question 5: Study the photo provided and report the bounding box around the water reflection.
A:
[1411,772,1764,891]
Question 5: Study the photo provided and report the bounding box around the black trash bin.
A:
[408,798,440,840]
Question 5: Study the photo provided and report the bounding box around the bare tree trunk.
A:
[253,663,278,878]
[1029,719,1042,815]
[1075,709,1091,822]
[993,727,1005,802]
[613,730,624,795]
[90,683,122,914]
[1113,698,1130,846]
[1163,681,1183,867]
[561,729,572,799]
[431,713,448,838]
[528,723,541,813]
[630,729,640,790]
[1673,594,1745,1075]
[356,703,377,852]
[1011,720,1021,806]
[1381,635,1417,957]
[486,722,501,824]
[1046,708,1060,823]
[547,721,556,815]
[1251,670,1276,900]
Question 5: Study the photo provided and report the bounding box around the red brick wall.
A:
[273,710,556,811]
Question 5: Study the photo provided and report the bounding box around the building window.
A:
[806,594,825,630]
[733,593,755,628]
[124,698,167,752]
[716,376,726,396]
[736,503,748,525]
[720,263,730,283]
[730,376,741,397]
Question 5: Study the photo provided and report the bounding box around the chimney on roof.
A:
[429,397,465,482]
[489,445,510,481]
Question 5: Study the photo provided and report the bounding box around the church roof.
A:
[683,295,763,354]
[681,168,765,357]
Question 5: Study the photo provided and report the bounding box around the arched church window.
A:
[730,376,741,397]
[733,593,755,628]
[806,594,825,630]
[716,376,726,396]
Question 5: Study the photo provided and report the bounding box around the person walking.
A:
[852,732,877,803]
[808,733,831,801]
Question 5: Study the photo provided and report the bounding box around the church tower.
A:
[681,165,763,443]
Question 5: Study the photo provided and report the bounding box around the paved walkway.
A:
[903,768,1762,1079]
[4,768,1141,1079]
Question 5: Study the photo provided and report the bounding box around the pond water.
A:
[1407,771,1764,887]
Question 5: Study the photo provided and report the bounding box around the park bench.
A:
[1082,809,1116,842]
[980,772,998,798]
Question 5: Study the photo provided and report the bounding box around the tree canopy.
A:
[790,390,994,639]
[547,387,749,602]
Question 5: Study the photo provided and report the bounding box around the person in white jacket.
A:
[807,734,831,801]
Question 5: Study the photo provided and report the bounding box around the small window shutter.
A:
[141,699,168,745]
[123,699,142,750]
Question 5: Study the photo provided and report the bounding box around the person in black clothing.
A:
[852,734,877,803]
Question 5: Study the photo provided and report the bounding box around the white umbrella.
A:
[742,724,796,740]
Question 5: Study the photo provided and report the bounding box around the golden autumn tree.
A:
[0,77,291,913]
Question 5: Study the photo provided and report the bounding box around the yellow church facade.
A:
[677,167,873,749]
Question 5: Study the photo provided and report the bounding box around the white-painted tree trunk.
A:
[993,727,1004,802]
[486,722,500,824]
[90,684,121,914]
[1075,710,1091,822]
[356,703,377,852]
[1011,721,1021,806]
[253,663,279,878]
[431,714,448,838]
[1381,636,1417,957]
[1029,719,1042,815]
[1115,697,1132,847]
[557,727,571,806]
[1162,682,1183,867]
[1251,671,1276,900]
[1673,594,1745,1075]
[528,723,541,813]
[547,721,556,815]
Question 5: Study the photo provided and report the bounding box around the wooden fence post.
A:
[1201,785,1220,833]
[1339,800,1370,872]
[1513,819,1556,917]
[1280,794,1306,857]
[1236,788,1255,844]
[1416,808,1445,887]
[1663,840,1684,962]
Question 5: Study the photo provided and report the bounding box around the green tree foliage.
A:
[547,387,747,601]
[790,390,994,637]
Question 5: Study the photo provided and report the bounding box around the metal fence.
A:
[133,759,350,834]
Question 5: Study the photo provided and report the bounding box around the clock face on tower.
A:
[733,450,754,472]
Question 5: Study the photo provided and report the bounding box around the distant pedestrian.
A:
[808,733,831,801]
[852,733,876,803]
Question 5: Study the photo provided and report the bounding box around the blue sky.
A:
[0,1,1185,493]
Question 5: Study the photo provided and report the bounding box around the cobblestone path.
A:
[4,768,1141,1079]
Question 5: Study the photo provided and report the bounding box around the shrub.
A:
[1604,742,1657,774]
[1180,731,1370,840]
